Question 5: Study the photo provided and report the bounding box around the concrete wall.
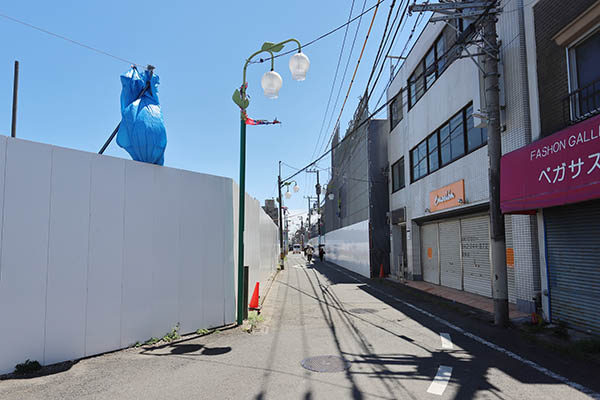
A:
[318,219,370,278]
[0,137,278,375]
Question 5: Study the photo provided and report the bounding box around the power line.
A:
[373,10,427,110]
[323,0,408,156]
[0,12,144,66]
[324,0,382,154]
[316,0,369,158]
[364,0,402,96]
[310,0,357,162]
[364,1,411,106]
[250,0,386,65]
[286,6,492,185]
[282,92,394,183]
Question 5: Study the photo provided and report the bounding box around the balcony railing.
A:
[563,77,600,125]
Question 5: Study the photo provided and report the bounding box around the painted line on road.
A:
[325,263,600,400]
[427,365,453,395]
[440,333,453,349]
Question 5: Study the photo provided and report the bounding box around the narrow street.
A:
[1,254,598,399]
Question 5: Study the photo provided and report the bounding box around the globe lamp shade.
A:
[293,184,300,193]
[289,52,310,81]
[328,193,334,201]
[261,70,283,99]
[285,191,292,199]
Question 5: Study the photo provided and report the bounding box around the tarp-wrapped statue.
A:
[116,65,167,165]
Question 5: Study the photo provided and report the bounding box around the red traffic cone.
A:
[249,282,260,310]
[379,264,385,278]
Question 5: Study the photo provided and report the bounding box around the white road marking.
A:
[427,365,453,395]
[440,333,453,349]
[324,262,600,400]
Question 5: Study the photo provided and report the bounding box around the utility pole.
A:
[307,169,321,245]
[304,195,317,241]
[409,0,508,326]
[11,60,19,138]
[482,6,508,327]
[277,161,285,270]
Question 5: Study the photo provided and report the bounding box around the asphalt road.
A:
[0,254,598,399]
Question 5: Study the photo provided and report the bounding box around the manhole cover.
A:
[301,356,349,372]
[349,308,377,314]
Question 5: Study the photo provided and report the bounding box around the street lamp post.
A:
[277,162,300,270]
[232,39,310,326]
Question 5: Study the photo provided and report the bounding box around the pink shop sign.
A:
[500,114,600,213]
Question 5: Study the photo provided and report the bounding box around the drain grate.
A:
[349,308,377,314]
[301,356,349,373]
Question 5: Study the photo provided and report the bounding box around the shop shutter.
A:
[439,220,462,290]
[544,201,600,334]
[505,215,517,304]
[421,223,439,284]
[461,215,492,297]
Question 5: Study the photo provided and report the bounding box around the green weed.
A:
[14,359,41,374]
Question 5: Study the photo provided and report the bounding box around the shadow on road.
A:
[0,359,78,381]
[308,258,600,399]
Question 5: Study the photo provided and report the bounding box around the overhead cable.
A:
[0,12,144,66]
[317,0,369,157]
[250,0,386,64]
[310,0,357,161]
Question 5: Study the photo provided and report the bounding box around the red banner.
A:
[500,114,600,213]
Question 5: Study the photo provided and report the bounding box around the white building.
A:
[387,4,541,313]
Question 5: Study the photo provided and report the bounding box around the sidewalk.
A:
[388,279,530,320]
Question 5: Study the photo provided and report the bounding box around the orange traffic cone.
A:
[249,282,260,310]
[379,264,385,278]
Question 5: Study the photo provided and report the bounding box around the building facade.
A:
[387,2,541,313]
[319,97,390,278]
[262,198,279,226]
[501,0,600,334]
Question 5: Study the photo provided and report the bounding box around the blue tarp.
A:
[116,67,167,165]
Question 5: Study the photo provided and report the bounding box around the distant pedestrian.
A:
[318,245,325,262]
[306,246,313,263]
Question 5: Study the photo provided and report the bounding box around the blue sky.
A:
[0,0,425,213]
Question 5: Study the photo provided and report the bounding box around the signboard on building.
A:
[429,180,465,212]
[500,114,600,213]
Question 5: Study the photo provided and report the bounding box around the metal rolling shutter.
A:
[505,215,517,304]
[421,223,439,284]
[544,201,600,335]
[461,215,492,297]
[439,221,462,290]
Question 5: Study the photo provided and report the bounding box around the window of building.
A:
[466,104,486,151]
[410,102,484,182]
[389,91,403,131]
[391,157,405,192]
[409,62,425,108]
[428,134,439,172]
[436,35,446,75]
[449,112,465,162]
[411,140,428,181]
[425,48,436,89]
[408,33,448,109]
[567,28,600,120]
